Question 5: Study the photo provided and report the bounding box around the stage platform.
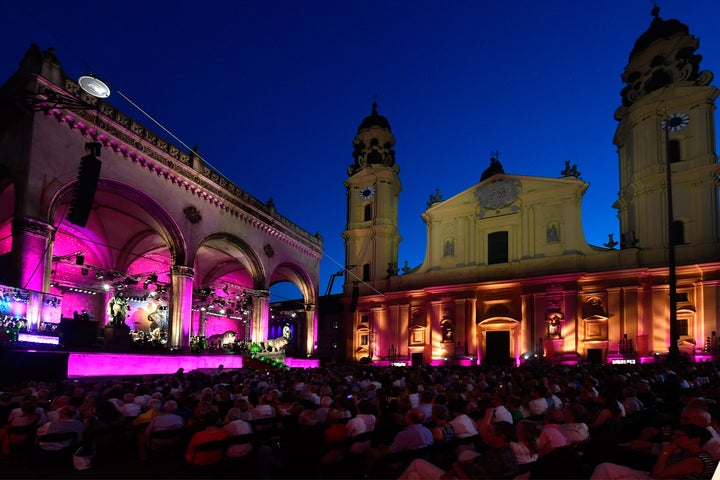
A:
[0,346,319,385]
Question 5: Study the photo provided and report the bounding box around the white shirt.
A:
[527,397,548,417]
[538,424,571,456]
[146,412,184,434]
[450,414,478,439]
[223,419,253,457]
[492,405,513,424]
[511,441,539,464]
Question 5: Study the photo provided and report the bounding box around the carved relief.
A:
[583,296,608,319]
[183,205,202,224]
[12,217,54,238]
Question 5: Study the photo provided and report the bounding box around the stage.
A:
[0,346,319,385]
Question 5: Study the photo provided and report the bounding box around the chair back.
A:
[36,431,79,450]
[189,438,227,465]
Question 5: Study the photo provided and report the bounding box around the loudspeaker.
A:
[66,153,102,227]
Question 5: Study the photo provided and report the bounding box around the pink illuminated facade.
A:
[340,11,720,366]
[0,46,322,359]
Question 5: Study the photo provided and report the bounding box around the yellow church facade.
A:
[339,10,720,365]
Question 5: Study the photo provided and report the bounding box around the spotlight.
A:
[81,267,89,276]
[75,254,85,266]
[78,75,111,98]
[96,271,104,280]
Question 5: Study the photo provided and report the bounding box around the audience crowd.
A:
[0,356,719,479]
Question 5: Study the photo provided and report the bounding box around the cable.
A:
[115,90,219,170]
[323,252,386,297]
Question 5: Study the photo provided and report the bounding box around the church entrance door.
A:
[485,330,510,364]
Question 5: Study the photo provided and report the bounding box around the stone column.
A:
[252,294,270,343]
[11,217,55,332]
[168,265,194,350]
[306,303,318,357]
[11,217,55,292]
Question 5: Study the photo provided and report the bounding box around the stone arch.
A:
[194,233,266,289]
[269,262,317,306]
[49,179,188,267]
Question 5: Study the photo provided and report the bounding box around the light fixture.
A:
[96,271,104,280]
[78,75,111,98]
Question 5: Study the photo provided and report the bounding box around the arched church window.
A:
[364,204,373,221]
[673,220,685,245]
[669,140,681,163]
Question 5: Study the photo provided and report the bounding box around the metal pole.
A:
[663,114,680,359]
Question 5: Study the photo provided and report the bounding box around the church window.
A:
[364,204,373,221]
[673,220,685,245]
[488,231,508,264]
[362,263,370,281]
[360,334,368,346]
[669,140,681,163]
[678,319,688,336]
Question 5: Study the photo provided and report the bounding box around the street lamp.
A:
[659,107,681,359]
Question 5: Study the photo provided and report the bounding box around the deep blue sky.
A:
[2,1,719,302]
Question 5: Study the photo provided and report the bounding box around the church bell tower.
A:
[342,103,401,292]
[613,7,719,262]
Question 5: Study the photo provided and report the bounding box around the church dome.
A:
[618,6,711,109]
[628,7,689,60]
[357,102,392,133]
[480,157,505,182]
[348,102,397,176]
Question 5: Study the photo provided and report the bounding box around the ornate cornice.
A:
[170,265,195,278]
[12,216,55,238]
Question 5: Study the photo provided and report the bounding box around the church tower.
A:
[342,103,401,292]
[613,7,719,263]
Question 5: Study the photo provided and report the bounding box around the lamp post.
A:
[659,108,680,359]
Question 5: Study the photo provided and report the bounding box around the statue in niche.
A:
[108,292,130,327]
[547,224,559,243]
[546,301,564,339]
[546,312,563,339]
[441,321,454,343]
[443,239,454,257]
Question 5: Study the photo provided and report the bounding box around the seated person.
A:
[185,410,229,466]
[591,423,716,479]
[36,405,84,451]
[398,421,519,480]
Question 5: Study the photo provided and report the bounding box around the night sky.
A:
[1,1,719,301]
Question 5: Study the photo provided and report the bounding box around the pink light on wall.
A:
[285,357,319,369]
[67,352,245,377]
